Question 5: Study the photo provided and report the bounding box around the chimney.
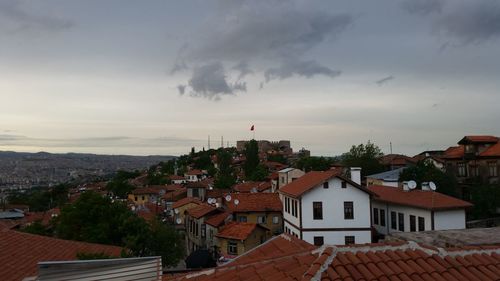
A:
[350,167,361,185]
[421,182,431,191]
[402,181,410,192]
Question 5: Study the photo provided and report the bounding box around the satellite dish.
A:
[225,195,232,202]
[408,180,417,190]
[234,199,240,205]
[174,208,179,214]
[429,182,437,191]
[208,198,214,204]
[176,218,182,224]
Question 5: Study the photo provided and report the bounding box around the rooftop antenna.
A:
[221,136,224,148]
[390,142,393,154]
[208,135,211,150]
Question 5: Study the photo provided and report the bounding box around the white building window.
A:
[489,162,498,177]
[257,216,266,224]
[272,216,279,224]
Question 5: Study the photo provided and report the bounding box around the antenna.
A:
[208,135,211,150]
[429,182,437,191]
[408,180,417,190]
[221,136,224,148]
[234,199,239,205]
[225,194,232,202]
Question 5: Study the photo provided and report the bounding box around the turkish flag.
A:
[250,125,254,131]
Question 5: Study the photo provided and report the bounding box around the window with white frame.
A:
[228,241,238,255]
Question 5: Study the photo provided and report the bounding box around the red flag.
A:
[250,125,254,131]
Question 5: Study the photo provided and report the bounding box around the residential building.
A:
[379,154,416,170]
[413,150,445,170]
[279,168,374,246]
[231,181,272,193]
[442,135,500,186]
[185,203,222,254]
[204,211,232,256]
[215,222,269,258]
[225,193,283,236]
[128,187,161,205]
[365,167,405,187]
[276,167,305,191]
[186,179,212,201]
[166,234,500,281]
[169,174,186,184]
[171,197,202,228]
[185,169,207,182]
[369,184,472,235]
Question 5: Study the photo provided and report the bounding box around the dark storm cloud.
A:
[375,76,395,86]
[401,0,445,16]
[0,1,74,32]
[264,60,341,82]
[186,62,245,100]
[175,1,353,99]
[434,0,500,45]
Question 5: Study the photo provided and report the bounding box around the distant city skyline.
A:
[1,0,499,156]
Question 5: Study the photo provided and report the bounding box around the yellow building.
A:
[216,222,268,257]
[171,197,202,227]
[127,187,160,205]
[225,193,283,236]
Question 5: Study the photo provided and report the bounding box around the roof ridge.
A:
[438,246,500,257]
[303,246,337,281]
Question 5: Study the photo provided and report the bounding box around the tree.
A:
[295,156,332,172]
[341,141,384,177]
[243,139,260,180]
[7,184,70,212]
[106,170,140,198]
[56,191,183,267]
[466,184,500,220]
[399,160,458,197]
[214,149,236,189]
[267,154,287,165]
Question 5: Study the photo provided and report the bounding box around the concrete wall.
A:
[302,230,371,246]
[233,211,283,235]
[434,209,466,230]
[372,201,432,235]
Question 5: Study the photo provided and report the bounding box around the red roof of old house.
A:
[369,185,473,210]
[215,222,267,241]
[279,170,374,198]
[205,211,231,227]
[24,208,60,226]
[162,188,187,201]
[169,175,185,181]
[481,143,500,157]
[267,172,279,180]
[165,239,500,281]
[231,181,271,193]
[132,187,160,195]
[186,178,213,189]
[186,203,217,219]
[186,169,204,176]
[442,145,465,159]
[136,202,165,222]
[225,193,282,213]
[0,229,122,281]
[459,135,499,144]
[379,154,417,166]
[172,197,202,209]
[205,189,227,199]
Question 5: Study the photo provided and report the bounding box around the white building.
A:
[278,167,374,246]
[368,183,472,235]
[274,168,305,192]
[365,167,405,188]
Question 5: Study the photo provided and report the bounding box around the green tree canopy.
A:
[214,149,236,189]
[7,184,70,212]
[243,139,260,180]
[56,191,182,267]
[341,141,385,177]
[106,170,140,198]
[294,156,333,172]
[399,160,458,197]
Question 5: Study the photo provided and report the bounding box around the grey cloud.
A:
[401,0,445,16]
[376,76,395,86]
[187,62,245,100]
[434,0,500,45]
[0,1,74,32]
[232,61,253,80]
[265,60,341,82]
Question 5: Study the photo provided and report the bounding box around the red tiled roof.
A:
[0,229,122,281]
[172,197,202,209]
[231,181,271,193]
[186,179,213,189]
[187,203,217,219]
[225,193,282,213]
[459,135,499,144]
[132,187,160,195]
[279,170,374,198]
[24,208,60,226]
[166,239,500,281]
[369,185,473,210]
[205,211,231,227]
[442,145,465,159]
[186,169,204,176]
[481,143,500,157]
[215,222,267,240]
[379,154,417,166]
[169,175,185,180]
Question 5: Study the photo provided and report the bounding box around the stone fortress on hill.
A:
[236,140,310,158]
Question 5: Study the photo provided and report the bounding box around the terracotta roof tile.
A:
[215,222,267,241]
[481,143,500,157]
[459,135,499,144]
[186,203,217,219]
[442,146,465,159]
[204,211,231,227]
[232,181,272,193]
[369,185,473,210]
[132,187,160,195]
[0,229,122,281]
[172,197,202,209]
[225,193,282,213]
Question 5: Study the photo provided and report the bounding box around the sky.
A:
[0,0,499,156]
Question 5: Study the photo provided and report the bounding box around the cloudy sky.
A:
[0,0,499,156]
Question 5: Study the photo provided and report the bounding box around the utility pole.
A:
[208,135,211,150]
[221,136,224,148]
